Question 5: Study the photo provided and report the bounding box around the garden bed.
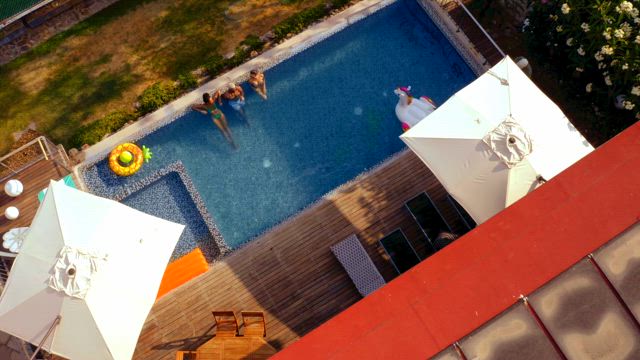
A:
[467,0,638,146]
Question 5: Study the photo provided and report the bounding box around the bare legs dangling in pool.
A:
[192,92,237,148]
[213,112,237,149]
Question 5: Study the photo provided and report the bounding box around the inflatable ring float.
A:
[109,143,144,176]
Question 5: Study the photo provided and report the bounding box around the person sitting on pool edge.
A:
[191,92,236,148]
[222,82,246,117]
[248,69,267,100]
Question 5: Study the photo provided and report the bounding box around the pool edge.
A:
[77,0,486,169]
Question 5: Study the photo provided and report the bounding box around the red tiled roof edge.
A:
[274,121,640,360]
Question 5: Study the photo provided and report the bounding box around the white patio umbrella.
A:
[401,56,593,224]
[0,180,184,360]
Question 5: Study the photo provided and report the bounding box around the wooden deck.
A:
[134,151,469,360]
[0,159,70,236]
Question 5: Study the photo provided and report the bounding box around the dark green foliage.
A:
[70,111,136,148]
[227,47,249,68]
[331,0,350,9]
[273,5,328,41]
[240,34,265,52]
[204,54,226,76]
[137,81,179,115]
[177,72,198,90]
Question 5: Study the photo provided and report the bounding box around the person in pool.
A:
[248,69,267,100]
[222,82,246,117]
[192,92,236,148]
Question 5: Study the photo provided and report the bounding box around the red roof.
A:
[274,121,640,359]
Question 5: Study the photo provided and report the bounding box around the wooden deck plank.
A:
[0,159,70,236]
[133,151,467,359]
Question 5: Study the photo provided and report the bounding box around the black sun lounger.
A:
[379,229,420,274]
[405,192,453,251]
[446,194,477,233]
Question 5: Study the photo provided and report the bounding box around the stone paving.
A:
[0,0,119,65]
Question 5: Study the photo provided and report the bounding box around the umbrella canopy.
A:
[401,56,593,224]
[0,180,184,360]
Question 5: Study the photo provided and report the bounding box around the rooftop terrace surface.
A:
[132,150,468,359]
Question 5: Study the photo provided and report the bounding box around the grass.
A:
[0,0,323,154]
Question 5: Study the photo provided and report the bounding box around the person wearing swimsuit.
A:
[222,82,246,117]
[192,92,236,148]
[248,69,267,100]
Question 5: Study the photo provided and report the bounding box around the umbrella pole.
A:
[29,315,61,360]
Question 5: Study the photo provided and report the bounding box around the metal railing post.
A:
[37,137,49,161]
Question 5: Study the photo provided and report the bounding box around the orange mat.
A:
[157,248,208,299]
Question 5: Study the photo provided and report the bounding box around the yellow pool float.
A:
[109,143,146,176]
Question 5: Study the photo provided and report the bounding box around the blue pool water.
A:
[121,171,215,260]
[84,0,475,250]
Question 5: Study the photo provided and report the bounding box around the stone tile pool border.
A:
[86,161,231,260]
[75,0,487,175]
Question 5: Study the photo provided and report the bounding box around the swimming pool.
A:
[82,0,475,252]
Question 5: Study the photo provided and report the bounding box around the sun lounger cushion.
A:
[157,248,208,299]
[331,235,386,297]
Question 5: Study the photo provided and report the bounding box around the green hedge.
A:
[70,111,136,148]
[177,72,198,90]
[137,81,180,115]
[331,0,350,9]
[204,34,265,77]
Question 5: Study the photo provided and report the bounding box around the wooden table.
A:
[181,336,277,360]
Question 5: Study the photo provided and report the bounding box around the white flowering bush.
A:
[524,0,640,121]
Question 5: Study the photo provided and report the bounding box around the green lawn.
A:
[0,0,320,153]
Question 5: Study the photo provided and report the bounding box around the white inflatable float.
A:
[394,86,436,131]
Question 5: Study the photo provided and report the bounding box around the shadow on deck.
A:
[134,151,469,359]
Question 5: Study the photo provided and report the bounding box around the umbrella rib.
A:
[29,315,61,360]
[51,184,66,252]
[487,67,512,116]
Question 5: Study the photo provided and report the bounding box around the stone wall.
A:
[0,0,120,65]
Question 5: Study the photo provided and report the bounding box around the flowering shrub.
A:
[524,0,640,121]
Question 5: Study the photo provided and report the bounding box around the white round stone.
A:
[4,179,23,197]
[5,206,19,220]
